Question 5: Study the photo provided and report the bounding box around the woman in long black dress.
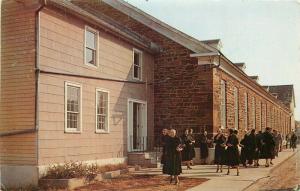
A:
[163,129,182,185]
[225,128,240,176]
[181,129,194,169]
[260,127,275,167]
[189,128,196,165]
[214,128,226,173]
[160,128,169,165]
[199,131,210,164]
[290,131,298,152]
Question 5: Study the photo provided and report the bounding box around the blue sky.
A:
[126,0,300,120]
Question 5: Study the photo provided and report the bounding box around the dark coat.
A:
[247,133,257,162]
[260,131,275,159]
[254,133,263,160]
[291,134,298,149]
[214,134,226,165]
[161,135,169,164]
[240,134,248,164]
[225,134,240,166]
[162,136,182,175]
[199,134,209,159]
[181,134,194,161]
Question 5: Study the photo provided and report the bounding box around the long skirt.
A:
[200,143,209,159]
[225,146,239,166]
[214,145,225,165]
[163,153,182,175]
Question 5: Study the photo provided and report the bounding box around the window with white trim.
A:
[85,26,98,66]
[220,80,226,129]
[258,101,262,130]
[96,89,109,133]
[244,93,248,130]
[252,97,256,129]
[65,82,82,132]
[234,87,239,130]
[133,49,142,80]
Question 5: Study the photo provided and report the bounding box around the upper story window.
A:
[220,80,226,129]
[96,89,109,133]
[65,82,82,133]
[244,93,248,130]
[85,26,98,67]
[234,87,239,130]
[133,48,142,80]
[252,97,256,129]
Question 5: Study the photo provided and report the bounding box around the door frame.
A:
[127,98,147,152]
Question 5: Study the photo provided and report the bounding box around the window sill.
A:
[85,63,98,68]
[95,130,109,134]
[65,130,82,134]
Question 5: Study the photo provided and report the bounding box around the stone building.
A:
[0,0,295,187]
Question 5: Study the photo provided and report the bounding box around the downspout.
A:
[0,0,46,137]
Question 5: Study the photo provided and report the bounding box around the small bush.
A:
[42,162,127,180]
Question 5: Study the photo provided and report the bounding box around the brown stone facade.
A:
[213,68,291,139]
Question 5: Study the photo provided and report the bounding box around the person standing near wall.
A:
[290,130,298,152]
[181,129,193,169]
[160,128,169,166]
[261,127,275,167]
[162,129,183,185]
[199,130,210,165]
[188,128,196,166]
[214,128,226,173]
[225,129,240,176]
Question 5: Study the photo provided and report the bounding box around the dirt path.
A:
[245,149,300,191]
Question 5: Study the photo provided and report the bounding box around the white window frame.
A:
[244,93,248,130]
[84,26,99,68]
[234,87,239,130]
[220,80,226,129]
[64,82,82,133]
[95,88,110,134]
[132,48,143,81]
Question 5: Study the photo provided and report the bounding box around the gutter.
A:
[0,0,46,138]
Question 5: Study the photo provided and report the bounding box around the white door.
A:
[128,99,147,152]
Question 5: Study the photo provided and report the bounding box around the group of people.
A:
[160,127,298,185]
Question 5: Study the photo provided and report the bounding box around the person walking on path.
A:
[214,128,226,173]
[247,129,257,166]
[162,129,183,185]
[273,130,280,157]
[188,128,196,165]
[254,130,263,167]
[290,131,298,152]
[286,133,291,149]
[240,132,249,167]
[160,128,169,166]
[278,131,283,152]
[199,130,210,165]
[261,127,276,167]
[181,129,194,169]
[225,128,240,176]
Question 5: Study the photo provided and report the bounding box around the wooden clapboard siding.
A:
[0,0,38,165]
[38,8,154,165]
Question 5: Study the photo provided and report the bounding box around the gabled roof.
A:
[71,0,216,54]
[263,85,296,108]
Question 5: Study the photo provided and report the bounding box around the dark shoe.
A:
[220,169,223,173]
[265,164,269,167]
[216,169,219,173]
[270,162,273,165]
[188,166,192,170]
[226,171,230,175]
[237,172,240,176]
